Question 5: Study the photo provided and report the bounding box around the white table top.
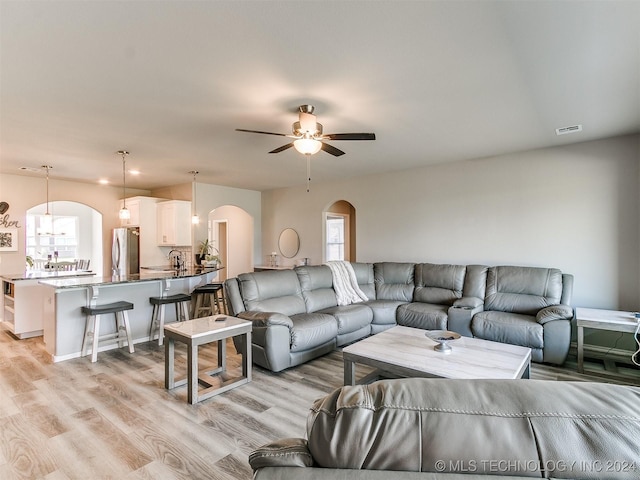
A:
[343,326,531,380]
[575,307,640,332]
[163,315,251,340]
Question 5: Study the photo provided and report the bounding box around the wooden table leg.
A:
[577,324,584,373]
[344,358,355,386]
[243,332,252,381]
[165,337,175,389]
[218,338,226,373]
[188,342,198,404]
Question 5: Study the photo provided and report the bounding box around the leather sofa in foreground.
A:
[249,378,640,479]
[225,262,574,372]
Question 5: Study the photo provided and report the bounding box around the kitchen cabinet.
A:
[157,200,191,246]
[118,196,169,267]
[2,278,46,338]
[119,198,140,226]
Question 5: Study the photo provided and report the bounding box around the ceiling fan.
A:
[235,104,376,157]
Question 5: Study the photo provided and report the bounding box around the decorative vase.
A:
[195,254,205,265]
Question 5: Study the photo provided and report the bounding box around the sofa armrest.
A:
[237,311,294,329]
[447,299,484,337]
[536,304,574,325]
[249,438,313,471]
[453,296,484,309]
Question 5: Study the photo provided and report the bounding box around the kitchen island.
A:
[2,270,96,339]
[38,267,222,362]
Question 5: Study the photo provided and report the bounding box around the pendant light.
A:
[117,150,130,220]
[41,165,53,216]
[40,165,54,236]
[189,170,199,224]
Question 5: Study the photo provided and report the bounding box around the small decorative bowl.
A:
[425,330,461,354]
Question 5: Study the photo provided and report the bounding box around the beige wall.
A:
[0,175,261,279]
[262,134,640,311]
[0,174,149,276]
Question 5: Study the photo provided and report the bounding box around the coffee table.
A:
[342,325,531,385]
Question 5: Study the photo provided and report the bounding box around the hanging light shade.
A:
[293,138,322,155]
[189,170,199,224]
[117,150,130,220]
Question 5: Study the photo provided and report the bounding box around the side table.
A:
[164,315,252,404]
[575,307,639,373]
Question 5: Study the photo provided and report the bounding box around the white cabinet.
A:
[157,200,192,246]
[119,199,140,226]
[2,279,46,338]
[117,196,170,267]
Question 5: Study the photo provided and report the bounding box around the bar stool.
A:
[148,293,191,345]
[81,301,134,363]
[192,283,227,318]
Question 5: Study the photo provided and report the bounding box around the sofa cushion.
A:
[413,263,465,306]
[484,266,564,315]
[351,262,375,300]
[472,311,543,349]
[305,378,640,476]
[396,303,448,330]
[238,270,307,316]
[374,262,415,301]
[289,313,338,352]
[295,265,339,312]
[320,304,373,335]
[363,299,406,326]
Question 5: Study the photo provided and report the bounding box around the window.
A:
[26,215,78,260]
[325,215,346,261]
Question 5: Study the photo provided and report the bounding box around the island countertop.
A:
[1,270,96,282]
[38,266,222,289]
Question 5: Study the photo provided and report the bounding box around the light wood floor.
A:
[1,327,638,480]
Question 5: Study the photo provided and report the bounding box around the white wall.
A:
[262,134,640,311]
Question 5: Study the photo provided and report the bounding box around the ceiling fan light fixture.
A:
[294,138,322,155]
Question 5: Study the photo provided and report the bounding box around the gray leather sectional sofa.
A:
[249,378,640,479]
[225,262,574,372]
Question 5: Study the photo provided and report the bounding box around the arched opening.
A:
[26,201,103,275]
[323,200,356,262]
[208,205,253,280]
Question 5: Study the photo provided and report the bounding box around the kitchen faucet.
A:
[168,249,184,270]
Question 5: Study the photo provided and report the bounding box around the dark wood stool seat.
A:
[81,301,135,362]
[149,293,191,345]
[192,283,227,317]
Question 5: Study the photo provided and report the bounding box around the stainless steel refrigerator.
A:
[112,227,140,275]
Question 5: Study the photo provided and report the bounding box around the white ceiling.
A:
[1,1,639,192]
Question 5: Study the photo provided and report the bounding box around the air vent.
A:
[555,124,583,136]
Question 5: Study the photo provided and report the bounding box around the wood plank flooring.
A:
[1,326,638,480]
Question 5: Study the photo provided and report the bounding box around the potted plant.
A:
[195,239,211,265]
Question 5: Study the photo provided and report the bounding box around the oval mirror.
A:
[278,228,300,258]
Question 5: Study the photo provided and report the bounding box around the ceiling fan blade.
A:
[236,128,289,137]
[269,143,294,154]
[320,142,346,157]
[323,133,376,141]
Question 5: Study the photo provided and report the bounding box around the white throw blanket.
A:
[325,261,369,306]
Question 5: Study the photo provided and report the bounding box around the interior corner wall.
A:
[150,183,191,201]
[261,134,640,312]
[191,182,262,268]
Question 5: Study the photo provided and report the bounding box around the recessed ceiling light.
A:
[555,124,583,136]
[98,179,109,185]
[128,169,141,175]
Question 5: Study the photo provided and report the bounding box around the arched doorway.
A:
[208,205,253,280]
[26,201,103,275]
[323,200,356,262]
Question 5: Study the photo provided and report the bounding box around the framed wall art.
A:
[0,228,18,251]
